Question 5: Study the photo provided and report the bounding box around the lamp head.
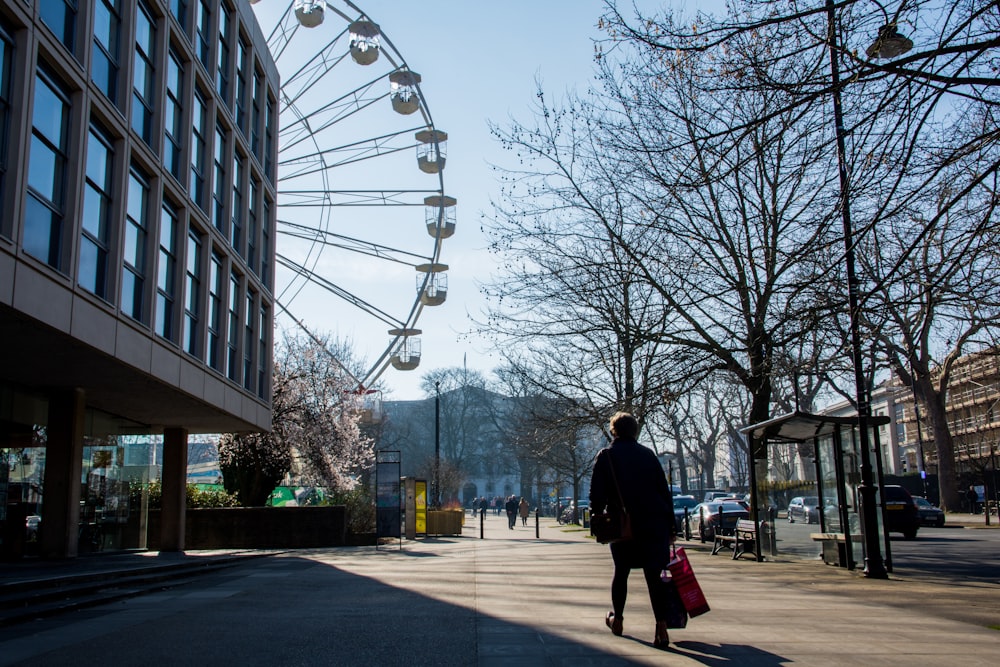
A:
[866,24,913,59]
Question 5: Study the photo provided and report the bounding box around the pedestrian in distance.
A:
[505,495,519,530]
[519,497,531,526]
[967,486,979,514]
[590,411,676,649]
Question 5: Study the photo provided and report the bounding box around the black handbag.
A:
[590,450,633,544]
[659,578,689,629]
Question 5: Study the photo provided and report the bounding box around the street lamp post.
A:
[434,380,441,508]
[824,0,910,579]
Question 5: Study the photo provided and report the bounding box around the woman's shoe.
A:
[605,611,623,636]
[653,621,669,649]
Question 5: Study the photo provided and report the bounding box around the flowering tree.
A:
[219,331,374,506]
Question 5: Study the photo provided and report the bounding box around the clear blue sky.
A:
[255,1,682,400]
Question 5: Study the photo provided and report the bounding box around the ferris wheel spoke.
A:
[278,131,419,179]
[263,5,303,62]
[278,189,435,207]
[279,83,385,155]
[279,219,433,264]
[276,254,404,329]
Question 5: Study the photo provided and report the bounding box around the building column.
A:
[159,427,189,552]
[40,388,86,559]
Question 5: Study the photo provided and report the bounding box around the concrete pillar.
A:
[159,427,189,552]
[40,388,86,559]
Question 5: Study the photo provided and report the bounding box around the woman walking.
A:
[589,411,676,649]
[518,497,530,526]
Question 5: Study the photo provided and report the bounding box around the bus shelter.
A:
[739,411,891,569]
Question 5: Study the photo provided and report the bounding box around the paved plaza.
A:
[1,512,998,666]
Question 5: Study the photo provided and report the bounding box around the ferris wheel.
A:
[250,0,455,391]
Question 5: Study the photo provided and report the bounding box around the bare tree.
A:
[599,0,1000,509]
[865,178,1000,509]
[480,86,705,442]
[590,30,843,441]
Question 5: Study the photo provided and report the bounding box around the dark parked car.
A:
[691,501,751,542]
[673,495,698,535]
[882,485,920,539]
[787,496,820,524]
[823,486,920,539]
[913,497,945,527]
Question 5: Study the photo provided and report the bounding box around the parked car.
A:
[822,486,920,539]
[913,497,945,527]
[881,485,920,538]
[702,490,732,503]
[672,495,698,535]
[822,502,861,534]
[690,501,751,542]
[787,496,820,524]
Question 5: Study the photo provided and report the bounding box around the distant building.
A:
[891,349,1000,477]
[0,0,277,559]
[380,386,521,506]
[818,347,1000,481]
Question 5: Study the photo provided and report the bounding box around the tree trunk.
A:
[924,393,960,511]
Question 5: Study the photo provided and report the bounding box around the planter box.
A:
[146,506,348,549]
[426,509,464,535]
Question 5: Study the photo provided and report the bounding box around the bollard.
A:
[480,508,485,539]
[684,507,691,540]
[535,509,540,539]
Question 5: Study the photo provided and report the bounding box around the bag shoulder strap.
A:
[605,448,628,515]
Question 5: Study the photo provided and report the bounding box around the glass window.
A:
[227,271,240,381]
[247,176,258,271]
[131,2,156,147]
[264,93,276,183]
[171,0,188,32]
[189,88,207,209]
[207,250,222,370]
[122,167,149,322]
[79,124,114,299]
[260,194,271,289]
[257,304,268,399]
[250,69,262,158]
[231,151,244,254]
[92,0,120,104]
[235,37,249,135]
[216,3,231,107]
[24,70,70,269]
[0,25,13,233]
[195,0,211,72]
[243,289,255,391]
[156,201,179,340]
[164,48,184,181]
[212,123,227,233]
[40,0,77,54]
[184,228,202,357]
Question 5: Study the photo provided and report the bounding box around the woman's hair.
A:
[609,412,639,439]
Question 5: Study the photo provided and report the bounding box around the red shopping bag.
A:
[667,547,710,617]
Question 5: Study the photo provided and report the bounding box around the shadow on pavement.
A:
[671,641,787,666]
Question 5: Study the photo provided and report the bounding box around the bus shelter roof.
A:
[739,410,890,444]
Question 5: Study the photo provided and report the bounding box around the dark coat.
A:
[589,437,674,568]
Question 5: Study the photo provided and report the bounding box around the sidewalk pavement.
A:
[1,512,998,666]
[943,511,1000,528]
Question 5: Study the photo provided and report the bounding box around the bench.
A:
[810,532,861,567]
[712,519,758,560]
[731,519,758,560]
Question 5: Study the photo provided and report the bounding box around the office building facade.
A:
[0,0,278,558]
